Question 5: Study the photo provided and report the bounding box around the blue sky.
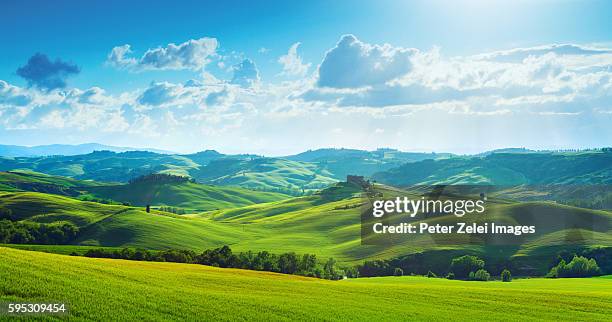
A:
[1,0,612,154]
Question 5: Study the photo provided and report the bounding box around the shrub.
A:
[469,269,490,281]
[449,255,485,279]
[393,268,404,276]
[446,272,455,280]
[501,269,512,282]
[547,256,601,278]
[426,270,437,278]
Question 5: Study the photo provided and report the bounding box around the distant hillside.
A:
[0,150,201,182]
[0,170,105,197]
[87,174,289,211]
[2,148,437,193]
[2,147,610,194]
[372,150,612,186]
[0,143,173,157]
[0,171,288,212]
[285,148,452,178]
[189,157,338,194]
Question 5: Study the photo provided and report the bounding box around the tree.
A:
[278,252,299,274]
[547,255,601,278]
[324,258,344,280]
[469,269,490,281]
[253,251,278,272]
[501,269,512,282]
[298,253,317,275]
[449,255,485,280]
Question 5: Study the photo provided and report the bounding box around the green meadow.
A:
[0,247,610,321]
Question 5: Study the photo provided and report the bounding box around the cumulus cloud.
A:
[107,37,218,71]
[0,80,33,106]
[231,59,260,87]
[278,42,311,76]
[16,53,80,90]
[300,38,612,117]
[3,38,612,153]
[316,35,417,88]
[137,81,210,107]
[138,82,184,106]
[0,80,130,132]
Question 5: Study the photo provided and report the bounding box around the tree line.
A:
[81,245,356,280]
[66,245,606,281]
[0,219,79,244]
[357,252,605,281]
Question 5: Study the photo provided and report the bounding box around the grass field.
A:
[0,247,610,321]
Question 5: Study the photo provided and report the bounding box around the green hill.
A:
[1,247,610,321]
[87,177,289,211]
[189,157,338,194]
[0,170,104,196]
[3,180,609,274]
[372,150,612,186]
[0,191,254,249]
[0,171,289,212]
[285,148,452,178]
[0,148,451,193]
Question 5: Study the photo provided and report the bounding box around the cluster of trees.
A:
[357,255,509,282]
[128,173,194,185]
[82,245,353,280]
[157,206,187,215]
[547,255,601,278]
[0,220,79,244]
[449,255,488,280]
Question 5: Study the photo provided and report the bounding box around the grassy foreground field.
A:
[1,247,611,321]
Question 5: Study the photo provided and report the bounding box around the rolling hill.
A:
[2,181,610,275]
[0,148,450,192]
[0,171,289,212]
[284,148,452,178]
[0,148,610,195]
[1,247,610,321]
[86,175,289,211]
[372,150,612,186]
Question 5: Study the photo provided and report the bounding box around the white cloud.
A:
[107,37,218,71]
[278,42,311,76]
[316,34,417,88]
[3,38,612,154]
